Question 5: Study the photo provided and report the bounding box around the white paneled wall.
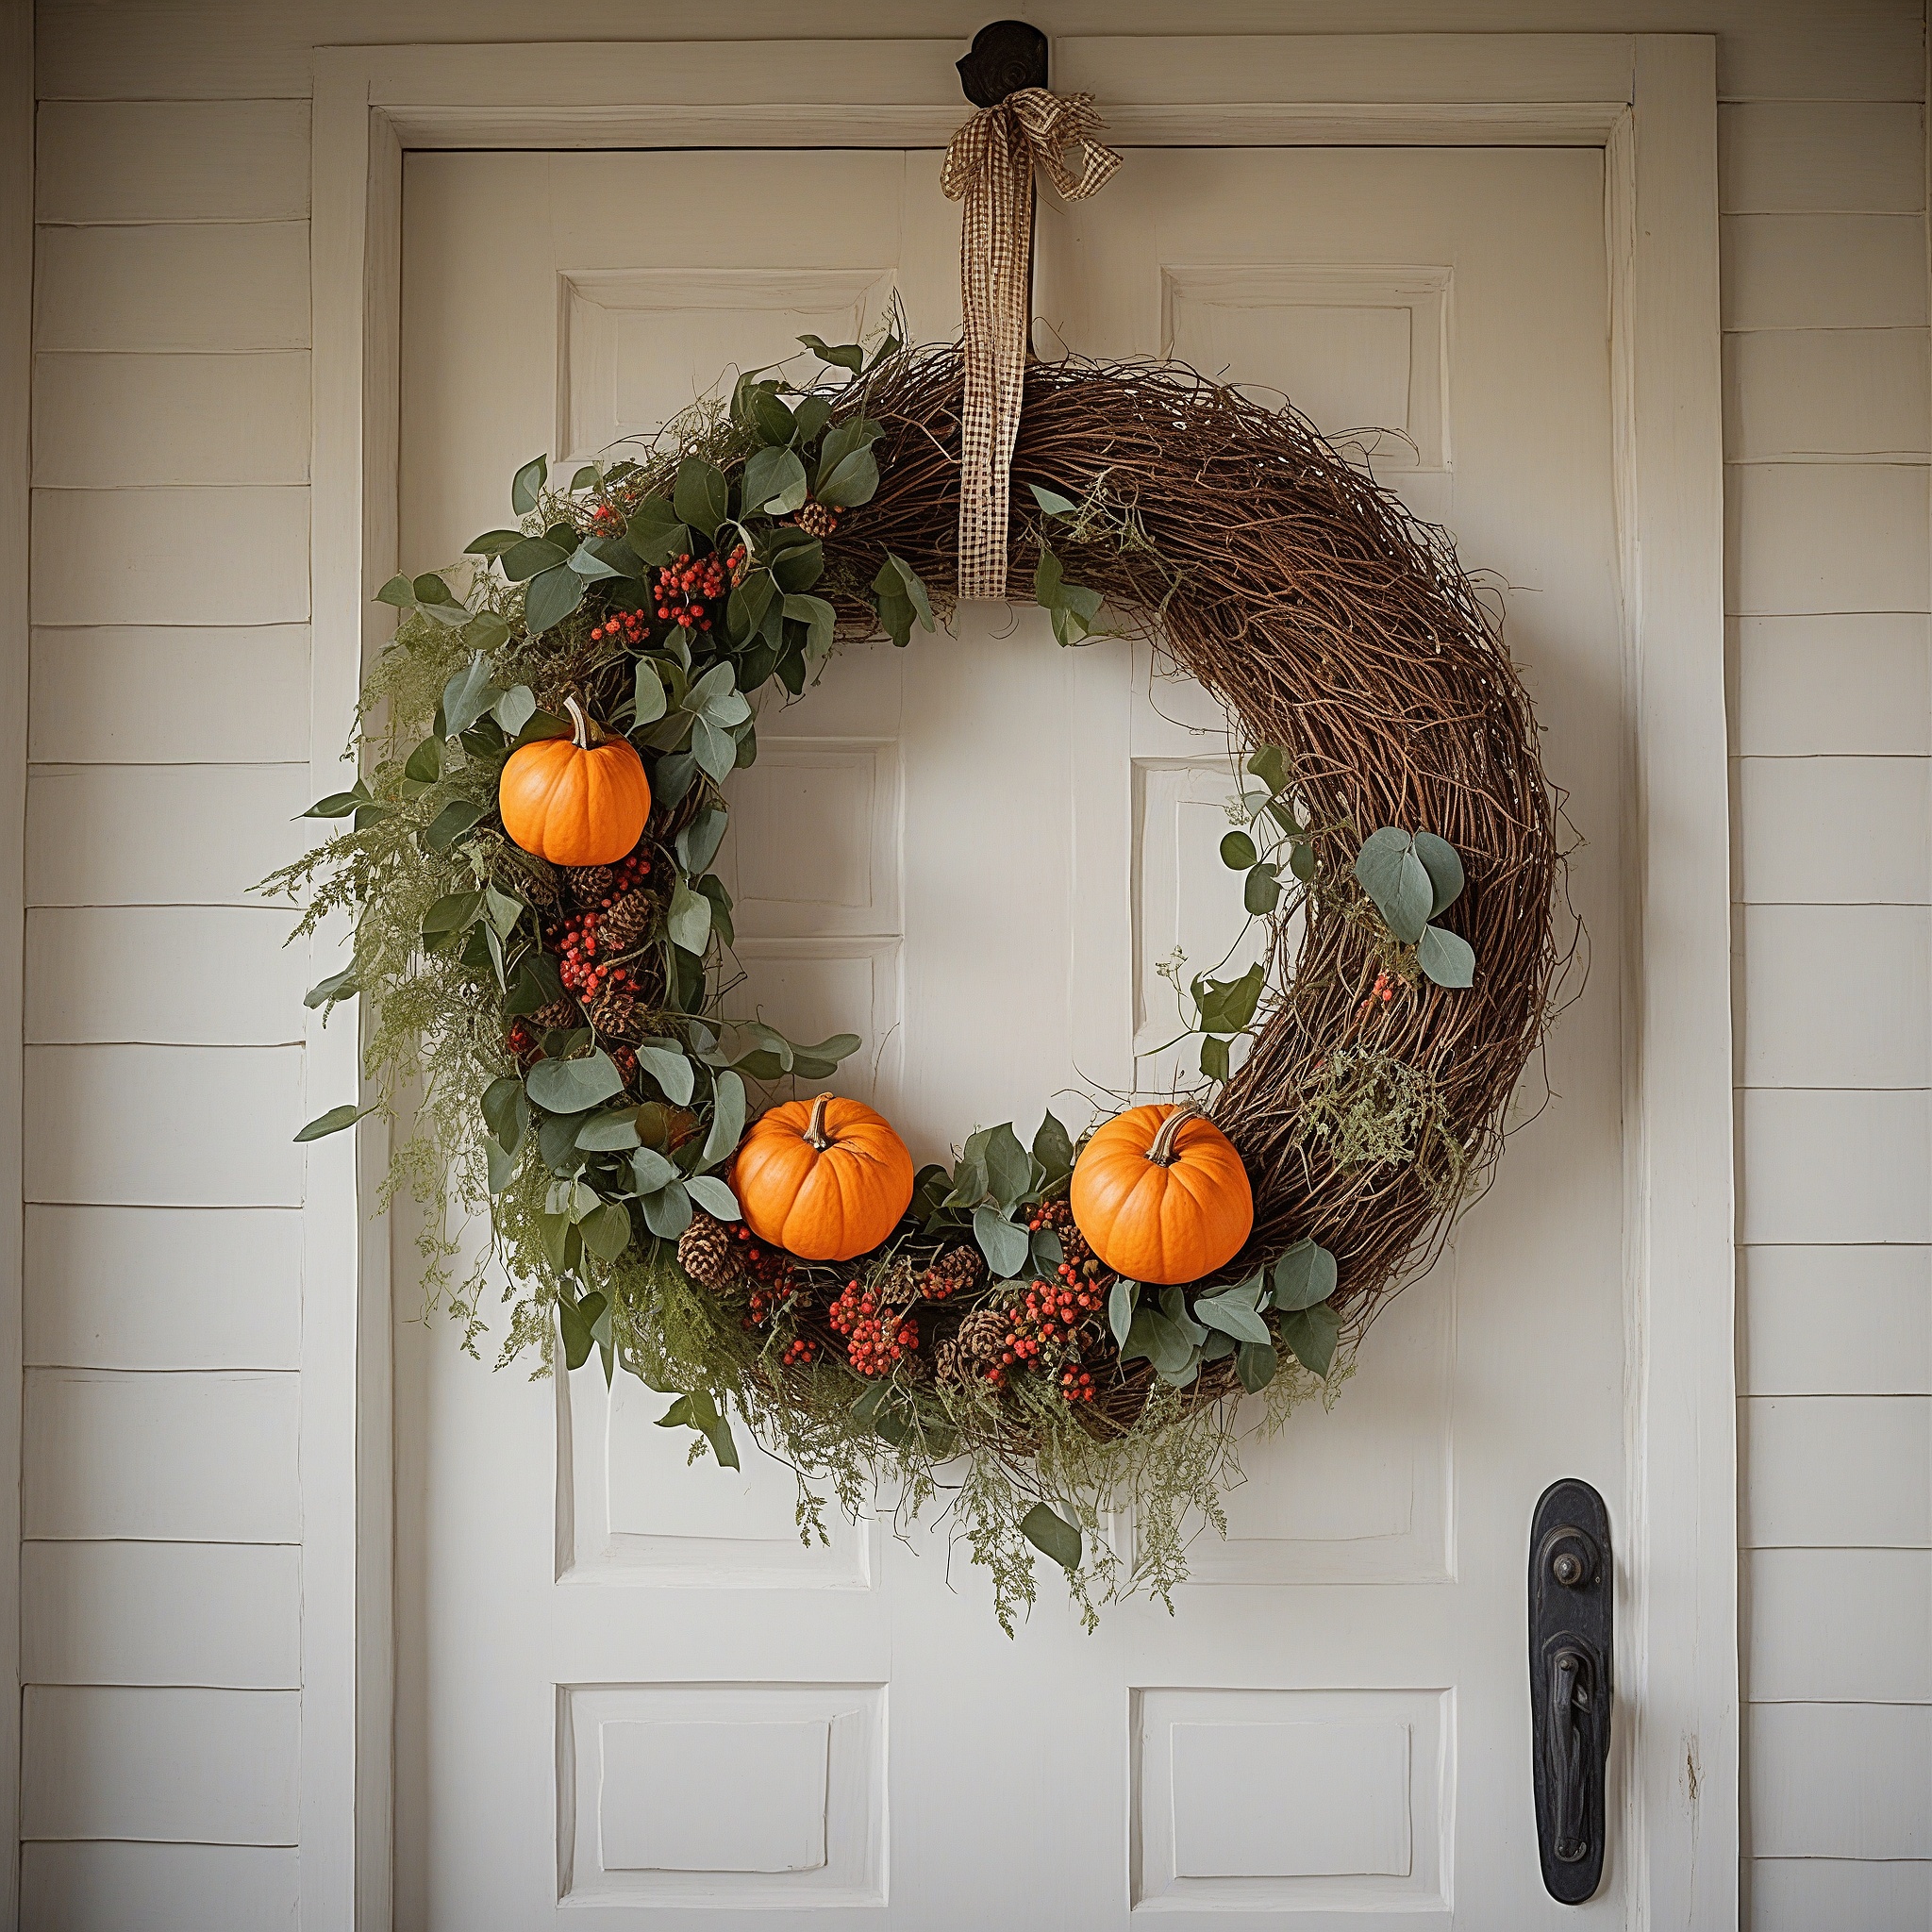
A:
[24,70,309,1914]
[1724,47,1932,1931]
[22,1,1932,1924]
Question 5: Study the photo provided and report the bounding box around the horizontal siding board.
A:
[1748,1703,1932,1857]
[1719,101,1926,213]
[30,486,308,625]
[35,101,310,224]
[21,1842,299,1932]
[29,625,311,763]
[1722,214,1928,329]
[26,907,309,1044]
[1740,1091,1931,1245]
[34,222,309,351]
[1726,463,1931,615]
[1742,1394,1931,1547]
[1743,1244,1932,1396]
[1723,328,1930,460]
[25,764,313,908]
[1732,614,1931,757]
[1749,1859,1932,1932]
[25,1205,303,1372]
[1746,1547,1932,1702]
[1740,904,1929,1088]
[23,1368,299,1541]
[33,352,310,486]
[21,1685,299,1844]
[24,1044,306,1208]
[22,1541,301,1687]
[1735,758,1931,905]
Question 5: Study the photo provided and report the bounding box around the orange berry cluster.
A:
[735,1224,799,1328]
[781,1336,818,1369]
[1002,1278,1102,1368]
[1059,1364,1096,1404]
[827,1279,918,1377]
[555,911,635,1002]
[1357,970,1404,1022]
[654,547,746,633]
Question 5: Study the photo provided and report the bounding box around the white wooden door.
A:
[395,139,1624,1928]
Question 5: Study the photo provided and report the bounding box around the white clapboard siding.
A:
[1748,1704,1932,1858]
[1724,329,1931,460]
[24,1044,306,1207]
[34,223,309,352]
[1735,758,1932,905]
[23,1541,301,1687]
[1742,1395,1932,1547]
[33,353,311,486]
[1732,614,1931,756]
[1722,214,1929,329]
[1749,1858,1932,1932]
[22,1842,299,1932]
[1743,1244,1932,1395]
[1740,905,1930,1087]
[35,101,310,224]
[29,625,311,763]
[29,487,308,626]
[1746,1548,1932,1701]
[25,764,314,907]
[26,908,309,1044]
[1740,1091,1931,1245]
[1720,102,1926,214]
[23,1369,299,1541]
[25,1205,304,1372]
[22,1685,299,1843]
[1726,464,1932,614]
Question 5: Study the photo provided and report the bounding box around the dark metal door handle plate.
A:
[1529,1478,1612,1903]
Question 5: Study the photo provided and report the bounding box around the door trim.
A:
[309,34,1732,1927]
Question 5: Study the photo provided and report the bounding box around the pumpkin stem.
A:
[564,694,591,749]
[803,1092,836,1151]
[1146,1101,1204,1166]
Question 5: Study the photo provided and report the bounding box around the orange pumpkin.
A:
[498,696,650,866]
[731,1092,915,1262]
[1069,1101,1254,1285]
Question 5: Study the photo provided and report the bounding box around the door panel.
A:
[397,142,1624,1929]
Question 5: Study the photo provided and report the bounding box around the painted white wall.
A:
[21,3,1930,1925]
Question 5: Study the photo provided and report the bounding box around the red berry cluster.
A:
[735,1224,799,1328]
[1357,969,1405,1023]
[827,1279,918,1377]
[589,502,624,533]
[589,609,651,647]
[654,547,745,633]
[1026,1196,1106,1294]
[991,1279,1102,1385]
[781,1336,818,1369]
[1059,1364,1096,1404]
[555,912,637,1003]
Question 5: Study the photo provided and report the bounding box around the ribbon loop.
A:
[941,88,1121,599]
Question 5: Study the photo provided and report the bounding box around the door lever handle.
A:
[1530,1480,1612,1902]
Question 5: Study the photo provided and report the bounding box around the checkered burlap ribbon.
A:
[941,88,1121,599]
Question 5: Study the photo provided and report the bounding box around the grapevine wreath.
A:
[272,335,1565,1628]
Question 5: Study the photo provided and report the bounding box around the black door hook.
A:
[958,20,1049,107]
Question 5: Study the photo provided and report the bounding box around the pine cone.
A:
[958,1307,1009,1366]
[934,1337,967,1385]
[563,862,616,907]
[600,887,656,954]
[920,1245,985,1302]
[583,981,644,1041]
[531,996,580,1035]
[510,858,563,911]
[794,497,839,539]
[677,1211,742,1291]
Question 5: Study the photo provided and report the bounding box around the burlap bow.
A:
[941,89,1121,599]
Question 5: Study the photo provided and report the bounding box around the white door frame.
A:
[308,34,1732,1928]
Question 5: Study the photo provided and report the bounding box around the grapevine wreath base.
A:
[274,339,1567,1628]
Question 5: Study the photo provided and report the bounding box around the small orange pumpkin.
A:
[1069,1101,1254,1285]
[498,696,650,867]
[731,1092,915,1262]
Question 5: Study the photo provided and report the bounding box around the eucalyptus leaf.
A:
[814,444,879,509]
[743,444,808,516]
[631,1146,677,1194]
[579,1201,633,1264]
[1356,826,1433,944]
[667,879,712,955]
[1272,1238,1339,1312]
[784,592,837,663]
[441,654,497,738]
[798,333,864,373]
[676,808,728,875]
[510,454,547,515]
[375,574,415,608]
[974,1206,1031,1280]
[1236,1339,1278,1392]
[484,1132,519,1195]
[557,1294,594,1371]
[1417,923,1476,990]
[294,1102,368,1143]
[1200,1034,1231,1082]
[634,1041,695,1107]
[640,1178,694,1241]
[493,685,537,736]
[1195,961,1265,1036]
[1280,1302,1341,1379]
[674,455,730,536]
[1412,830,1466,914]
[1243,863,1282,916]
[1108,1277,1140,1348]
[1028,482,1079,517]
[1220,829,1257,870]
[627,496,689,566]
[403,737,442,785]
[691,715,738,786]
[1246,744,1290,796]
[685,1174,741,1221]
[1192,1288,1272,1347]
[423,799,485,853]
[633,658,668,726]
[981,1123,1031,1213]
[699,1070,746,1170]
[1019,1502,1082,1573]
[498,535,568,582]
[304,965,357,1009]
[575,1109,642,1152]
[523,562,586,635]
[525,1050,625,1115]
[1032,1109,1075,1184]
